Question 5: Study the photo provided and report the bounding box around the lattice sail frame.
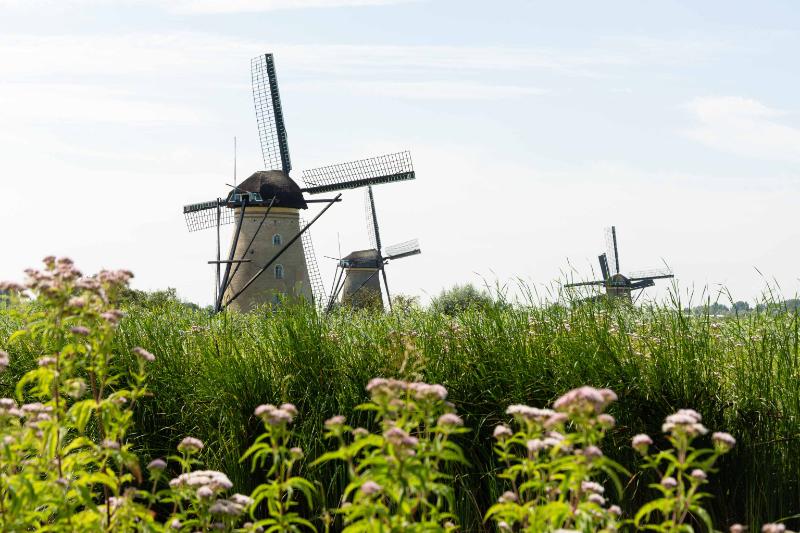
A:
[183,200,234,232]
[300,218,327,309]
[301,151,414,194]
[252,54,291,173]
[384,239,421,260]
[627,267,674,281]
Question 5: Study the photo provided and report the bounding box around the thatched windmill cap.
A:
[228,170,308,209]
[341,249,382,268]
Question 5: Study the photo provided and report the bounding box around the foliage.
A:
[487,387,626,532]
[430,283,495,316]
[2,259,800,531]
[315,378,467,531]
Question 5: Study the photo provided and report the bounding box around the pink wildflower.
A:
[632,433,653,454]
[133,347,156,362]
[360,481,382,496]
[493,424,513,440]
[178,436,204,454]
[437,413,463,427]
[712,432,736,452]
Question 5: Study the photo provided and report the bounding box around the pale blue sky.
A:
[1,0,798,306]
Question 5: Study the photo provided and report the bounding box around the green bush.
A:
[430,283,495,316]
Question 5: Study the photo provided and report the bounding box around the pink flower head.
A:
[712,432,736,452]
[583,445,603,460]
[762,525,786,533]
[409,382,448,401]
[553,386,616,415]
[588,493,605,505]
[632,433,653,454]
[147,458,167,470]
[133,347,156,362]
[360,480,382,496]
[662,410,708,437]
[70,326,90,336]
[506,405,555,422]
[661,476,678,489]
[690,468,707,482]
[279,403,298,417]
[178,437,204,454]
[324,415,346,429]
[493,424,513,440]
[437,413,463,427]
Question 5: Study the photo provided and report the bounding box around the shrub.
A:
[430,283,494,316]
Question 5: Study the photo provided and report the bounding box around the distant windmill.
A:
[565,226,674,301]
[182,53,416,313]
[327,185,421,311]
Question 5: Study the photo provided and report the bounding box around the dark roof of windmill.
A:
[227,170,307,209]
[341,249,381,268]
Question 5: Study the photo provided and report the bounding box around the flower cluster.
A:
[317,377,466,532]
[633,409,738,532]
[487,385,624,532]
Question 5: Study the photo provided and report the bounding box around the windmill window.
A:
[274,264,284,279]
[272,234,282,246]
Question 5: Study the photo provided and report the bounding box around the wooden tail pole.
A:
[215,198,248,312]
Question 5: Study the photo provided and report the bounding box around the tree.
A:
[430,283,494,316]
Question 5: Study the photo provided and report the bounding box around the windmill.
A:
[182,53,416,313]
[565,226,674,302]
[326,185,421,311]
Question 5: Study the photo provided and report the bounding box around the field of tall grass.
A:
[1,288,798,530]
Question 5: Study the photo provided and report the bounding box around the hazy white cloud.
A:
[169,0,421,13]
[0,82,206,123]
[684,96,800,162]
[0,0,420,13]
[289,80,545,100]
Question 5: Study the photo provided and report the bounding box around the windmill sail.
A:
[365,186,381,252]
[384,239,421,260]
[300,219,327,309]
[251,54,291,174]
[301,151,414,194]
[183,200,234,232]
[605,226,619,275]
[627,267,674,281]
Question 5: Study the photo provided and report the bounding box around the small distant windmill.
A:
[327,185,421,311]
[182,53,416,313]
[565,226,674,301]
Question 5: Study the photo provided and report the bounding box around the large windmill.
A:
[326,184,421,311]
[565,226,674,302]
[182,53,416,313]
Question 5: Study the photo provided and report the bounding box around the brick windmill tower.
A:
[182,53,416,313]
[327,180,422,311]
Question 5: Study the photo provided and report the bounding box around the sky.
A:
[0,0,798,307]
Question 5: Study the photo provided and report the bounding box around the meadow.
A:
[1,282,799,531]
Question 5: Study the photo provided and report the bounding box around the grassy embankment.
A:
[1,296,798,530]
